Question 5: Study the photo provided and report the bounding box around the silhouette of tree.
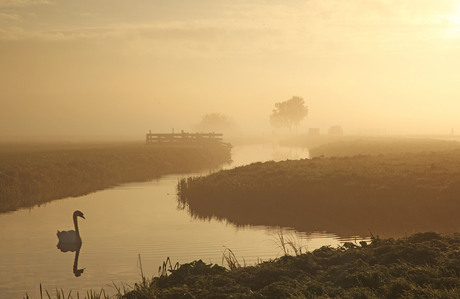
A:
[270,96,308,131]
[196,113,236,133]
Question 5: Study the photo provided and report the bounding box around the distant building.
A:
[328,125,344,136]
[308,128,320,136]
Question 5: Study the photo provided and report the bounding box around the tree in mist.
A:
[270,96,308,131]
[195,113,236,133]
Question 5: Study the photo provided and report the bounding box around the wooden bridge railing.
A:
[146,131,226,145]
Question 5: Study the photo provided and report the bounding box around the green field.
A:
[0,142,231,213]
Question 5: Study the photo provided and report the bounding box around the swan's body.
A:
[57,210,85,244]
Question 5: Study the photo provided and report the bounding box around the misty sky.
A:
[1,0,460,136]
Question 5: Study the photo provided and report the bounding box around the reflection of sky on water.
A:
[0,144,355,298]
[225,144,310,168]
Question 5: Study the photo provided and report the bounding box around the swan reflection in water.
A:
[56,210,86,277]
[57,242,84,277]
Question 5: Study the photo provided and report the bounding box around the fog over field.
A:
[4,2,460,297]
[1,0,460,137]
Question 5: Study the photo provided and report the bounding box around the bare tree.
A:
[270,96,308,131]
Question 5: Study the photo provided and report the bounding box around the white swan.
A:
[57,210,85,244]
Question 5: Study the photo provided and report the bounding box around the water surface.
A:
[0,144,362,298]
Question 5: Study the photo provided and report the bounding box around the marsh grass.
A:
[1,142,230,213]
[177,146,460,236]
[157,256,180,277]
[122,232,460,298]
[22,256,147,299]
[280,136,460,156]
[308,137,460,157]
[222,247,245,270]
[23,284,112,299]
[275,231,307,256]
[136,254,147,288]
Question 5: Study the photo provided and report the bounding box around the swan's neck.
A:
[73,214,81,239]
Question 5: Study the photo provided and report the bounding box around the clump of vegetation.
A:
[178,143,460,236]
[124,232,460,298]
[23,283,116,299]
[0,142,231,213]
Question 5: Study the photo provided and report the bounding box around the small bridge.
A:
[146,131,231,148]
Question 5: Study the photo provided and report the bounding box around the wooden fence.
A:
[146,131,230,147]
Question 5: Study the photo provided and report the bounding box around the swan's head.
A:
[73,210,85,219]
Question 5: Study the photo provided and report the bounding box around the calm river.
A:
[0,144,364,298]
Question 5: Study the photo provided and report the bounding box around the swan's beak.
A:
[81,215,86,219]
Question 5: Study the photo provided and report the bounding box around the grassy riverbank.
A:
[309,137,460,157]
[178,139,460,237]
[0,142,231,213]
[279,135,460,154]
[124,232,460,298]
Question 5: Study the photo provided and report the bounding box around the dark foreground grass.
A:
[0,142,230,213]
[124,232,460,298]
[178,143,460,237]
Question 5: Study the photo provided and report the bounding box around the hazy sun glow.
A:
[443,3,460,38]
